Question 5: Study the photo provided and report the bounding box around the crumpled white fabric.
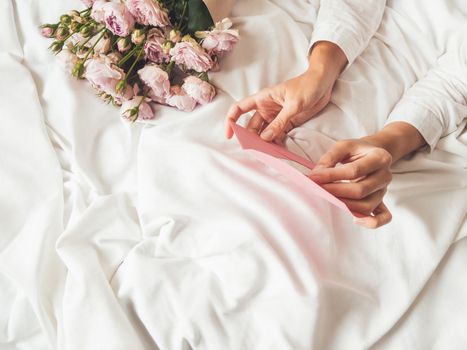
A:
[0,0,466,349]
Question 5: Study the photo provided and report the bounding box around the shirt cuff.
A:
[308,23,361,65]
[386,102,444,152]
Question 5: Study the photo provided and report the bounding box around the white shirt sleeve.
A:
[386,36,467,152]
[309,0,386,65]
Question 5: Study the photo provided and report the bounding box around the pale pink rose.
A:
[125,0,170,27]
[101,2,135,36]
[84,55,126,99]
[169,41,213,72]
[201,31,239,56]
[107,51,123,64]
[137,64,170,103]
[82,0,96,7]
[196,18,239,56]
[56,50,79,73]
[144,28,169,64]
[91,0,107,22]
[41,26,54,38]
[120,96,155,121]
[166,85,197,112]
[182,76,216,105]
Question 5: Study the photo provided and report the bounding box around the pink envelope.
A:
[230,121,359,217]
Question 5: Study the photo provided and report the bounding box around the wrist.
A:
[306,41,348,82]
[362,122,427,163]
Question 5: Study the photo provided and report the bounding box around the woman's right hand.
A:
[225,41,348,144]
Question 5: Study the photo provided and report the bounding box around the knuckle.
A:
[349,164,361,179]
[336,140,350,150]
[377,148,392,165]
[353,185,366,200]
[272,118,286,130]
[287,100,303,113]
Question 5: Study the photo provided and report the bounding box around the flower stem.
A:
[82,29,107,62]
[125,47,144,80]
[118,45,141,66]
[79,26,106,50]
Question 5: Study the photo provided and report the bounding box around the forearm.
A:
[362,122,427,163]
[305,41,348,83]
[203,0,236,22]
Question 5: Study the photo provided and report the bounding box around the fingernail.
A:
[260,129,274,141]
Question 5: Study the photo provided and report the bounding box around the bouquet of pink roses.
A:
[41,0,239,121]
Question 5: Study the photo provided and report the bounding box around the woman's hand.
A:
[309,122,427,229]
[309,139,393,228]
[225,41,348,143]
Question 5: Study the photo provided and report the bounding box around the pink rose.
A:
[125,0,170,27]
[196,18,239,56]
[101,2,135,36]
[137,64,170,103]
[82,0,96,7]
[144,28,169,64]
[201,32,239,56]
[120,96,155,121]
[166,85,197,112]
[84,55,126,99]
[91,0,107,22]
[169,40,213,73]
[182,76,216,105]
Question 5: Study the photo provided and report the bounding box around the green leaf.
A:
[187,0,214,33]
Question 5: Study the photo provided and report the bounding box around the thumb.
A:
[311,141,350,173]
[260,106,295,142]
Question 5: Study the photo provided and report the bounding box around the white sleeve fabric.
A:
[309,0,386,65]
[386,36,467,152]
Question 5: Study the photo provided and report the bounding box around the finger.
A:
[310,151,391,184]
[225,95,259,139]
[354,202,392,229]
[260,105,296,142]
[321,169,392,199]
[314,141,353,169]
[339,188,387,216]
[246,112,265,134]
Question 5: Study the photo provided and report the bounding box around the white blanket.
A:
[1,0,466,349]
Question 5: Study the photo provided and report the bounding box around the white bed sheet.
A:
[0,0,466,349]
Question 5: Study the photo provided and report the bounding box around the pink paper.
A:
[230,121,357,217]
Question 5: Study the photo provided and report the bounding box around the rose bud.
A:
[115,80,127,94]
[40,25,56,38]
[95,36,111,54]
[107,52,123,64]
[74,16,85,24]
[80,25,92,38]
[70,21,81,32]
[50,41,64,53]
[169,29,182,43]
[131,29,146,45]
[117,37,132,52]
[55,26,70,41]
[60,14,72,25]
[162,41,173,55]
[68,10,80,18]
[71,61,85,78]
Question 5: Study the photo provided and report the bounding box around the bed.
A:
[1,0,466,349]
